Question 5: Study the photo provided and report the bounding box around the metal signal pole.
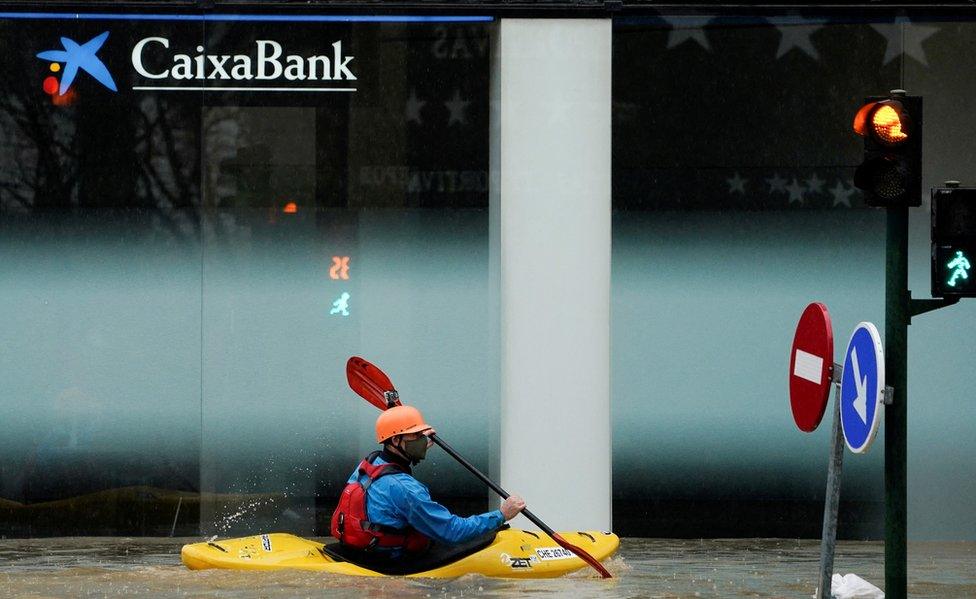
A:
[886,204,959,599]
[884,205,909,599]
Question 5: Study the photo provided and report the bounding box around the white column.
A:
[490,19,612,531]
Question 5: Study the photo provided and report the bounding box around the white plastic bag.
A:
[829,573,885,599]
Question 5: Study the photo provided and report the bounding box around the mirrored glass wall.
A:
[611,13,976,540]
[0,15,493,536]
[2,9,974,541]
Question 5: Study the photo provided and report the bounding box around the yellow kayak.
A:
[181,529,618,578]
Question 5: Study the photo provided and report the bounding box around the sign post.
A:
[789,302,843,599]
[816,363,844,599]
[790,307,895,598]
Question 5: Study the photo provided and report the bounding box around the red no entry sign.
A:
[789,302,834,432]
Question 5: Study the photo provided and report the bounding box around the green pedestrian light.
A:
[931,184,976,298]
[330,291,351,316]
[945,250,971,288]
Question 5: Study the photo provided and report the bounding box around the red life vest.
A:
[330,452,431,552]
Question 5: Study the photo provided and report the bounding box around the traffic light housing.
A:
[852,90,922,207]
[932,184,976,297]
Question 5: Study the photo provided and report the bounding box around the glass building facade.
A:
[1,8,974,541]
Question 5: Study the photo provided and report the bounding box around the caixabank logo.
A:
[35,29,357,100]
[36,31,118,103]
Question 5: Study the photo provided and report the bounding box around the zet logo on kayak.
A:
[36,31,118,97]
[500,553,536,568]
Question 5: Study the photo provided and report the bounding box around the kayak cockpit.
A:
[321,528,498,575]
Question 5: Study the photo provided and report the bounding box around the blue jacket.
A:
[346,454,504,549]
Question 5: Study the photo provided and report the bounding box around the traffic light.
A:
[852,90,922,207]
[932,183,976,297]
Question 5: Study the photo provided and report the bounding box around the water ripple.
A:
[0,537,973,598]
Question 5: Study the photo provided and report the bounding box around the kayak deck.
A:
[181,529,619,578]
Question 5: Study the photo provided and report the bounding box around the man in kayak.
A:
[332,405,525,557]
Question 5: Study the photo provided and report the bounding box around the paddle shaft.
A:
[430,434,548,535]
[429,433,612,578]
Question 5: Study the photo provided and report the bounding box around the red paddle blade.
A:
[550,532,613,579]
[346,356,401,410]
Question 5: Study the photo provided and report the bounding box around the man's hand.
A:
[500,494,526,521]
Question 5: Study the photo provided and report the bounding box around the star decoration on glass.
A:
[774,18,824,60]
[727,172,748,195]
[830,180,856,207]
[805,173,826,195]
[662,16,712,51]
[445,89,470,125]
[786,178,806,204]
[870,18,939,67]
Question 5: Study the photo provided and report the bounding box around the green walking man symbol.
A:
[330,292,351,316]
[947,250,971,288]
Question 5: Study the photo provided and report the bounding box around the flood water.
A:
[1,537,974,598]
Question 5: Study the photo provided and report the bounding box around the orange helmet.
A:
[375,405,432,443]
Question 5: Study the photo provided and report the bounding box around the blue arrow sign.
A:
[840,322,885,454]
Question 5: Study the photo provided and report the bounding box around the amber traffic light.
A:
[852,90,922,207]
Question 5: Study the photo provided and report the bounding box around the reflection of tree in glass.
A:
[0,29,228,240]
[202,106,244,209]
[0,48,78,212]
[204,107,270,210]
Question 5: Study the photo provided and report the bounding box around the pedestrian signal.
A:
[932,184,976,297]
[852,90,922,207]
[330,291,351,316]
[330,256,350,280]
